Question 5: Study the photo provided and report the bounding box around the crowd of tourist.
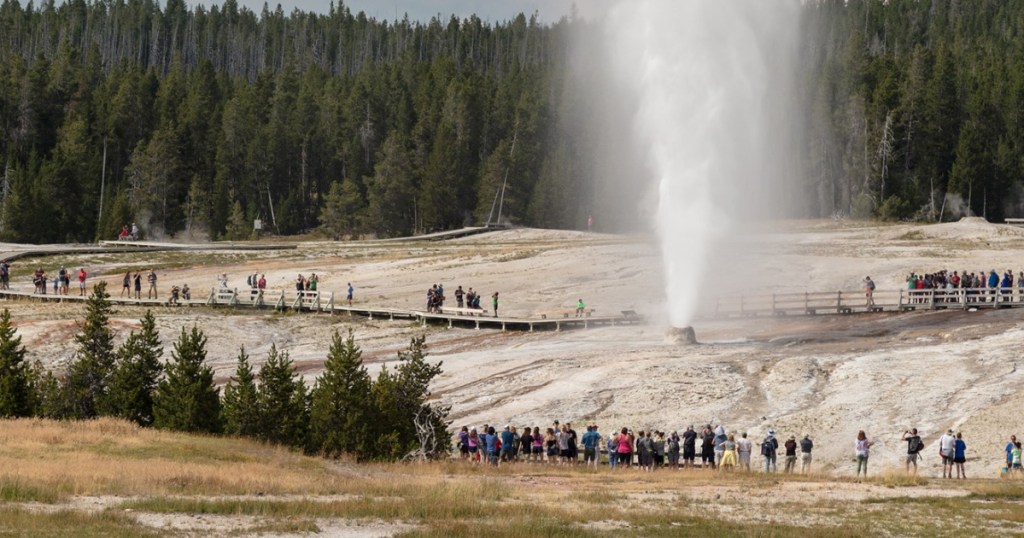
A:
[30,266,89,296]
[427,284,499,316]
[901,268,1024,303]
[455,422,988,478]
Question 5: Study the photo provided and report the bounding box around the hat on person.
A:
[789,435,795,440]
[947,429,954,434]
[768,429,776,436]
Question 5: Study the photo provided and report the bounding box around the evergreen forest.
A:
[0,283,451,461]
[2,0,1024,243]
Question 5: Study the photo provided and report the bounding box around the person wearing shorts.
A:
[531,427,544,460]
[77,268,87,296]
[939,429,956,478]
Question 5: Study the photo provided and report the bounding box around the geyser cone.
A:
[666,326,697,345]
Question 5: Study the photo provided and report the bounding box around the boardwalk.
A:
[0,287,639,333]
[705,287,1024,318]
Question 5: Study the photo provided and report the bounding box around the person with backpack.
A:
[581,425,601,468]
[667,432,680,469]
[902,428,924,474]
[606,430,619,469]
[761,429,779,473]
[864,276,876,306]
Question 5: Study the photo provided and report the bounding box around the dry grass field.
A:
[3,419,1024,537]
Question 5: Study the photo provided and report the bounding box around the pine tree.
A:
[0,309,33,417]
[308,330,373,458]
[318,179,364,240]
[255,344,308,447]
[63,281,116,419]
[104,311,163,426]
[221,346,260,437]
[35,369,64,419]
[371,335,450,460]
[153,326,221,433]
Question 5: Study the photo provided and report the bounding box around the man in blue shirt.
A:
[581,425,602,467]
[1007,435,1017,470]
[483,427,498,465]
[500,425,515,463]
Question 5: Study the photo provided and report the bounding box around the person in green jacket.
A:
[576,298,586,317]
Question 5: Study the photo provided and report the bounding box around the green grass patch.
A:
[0,478,60,503]
[0,507,157,537]
[227,518,321,535]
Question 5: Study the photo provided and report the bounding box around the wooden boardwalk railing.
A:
[704,287,1024,318]
[0,287,639,332]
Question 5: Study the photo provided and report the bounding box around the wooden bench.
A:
[439,306,488,317]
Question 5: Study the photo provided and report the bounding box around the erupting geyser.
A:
[609,0,800,328]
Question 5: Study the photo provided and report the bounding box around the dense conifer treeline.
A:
[801,0,1024,221]
[0,0,601,241]
[0,285,450,460]
[3,0,1024,243]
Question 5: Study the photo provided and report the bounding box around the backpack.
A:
[246,274,253,287]
[761,438,775,457]
[908,436,923,454]
[867,280,875,291]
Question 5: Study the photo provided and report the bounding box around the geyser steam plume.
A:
[610,1,801,327]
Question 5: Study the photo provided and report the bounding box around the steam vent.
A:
[667,326,697,345]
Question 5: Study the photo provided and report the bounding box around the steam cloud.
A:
[609,0,801,327]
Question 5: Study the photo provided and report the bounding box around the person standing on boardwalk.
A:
[902,428,924,474]
[1007,435,1018,470]
[455,285,464,308]
[77,268,87,296]
[0,260,9,290]
[147,269,157,299]
[121,271,131,297]
[575,298,586,317]
[855,430,874,477]
[864,276,875,307]
[492,292,499,317]
[133,272,142,299]
[347,283,354,306]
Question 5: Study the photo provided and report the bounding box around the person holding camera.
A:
[902,428,924,474]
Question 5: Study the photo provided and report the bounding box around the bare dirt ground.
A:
[6,217,1024,481]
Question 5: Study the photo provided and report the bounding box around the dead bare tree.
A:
[404,405,446,462]
[877,110,895,205]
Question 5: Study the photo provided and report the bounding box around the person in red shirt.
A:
[77,268,87,296]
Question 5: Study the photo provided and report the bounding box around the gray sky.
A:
[212,0,613,23]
